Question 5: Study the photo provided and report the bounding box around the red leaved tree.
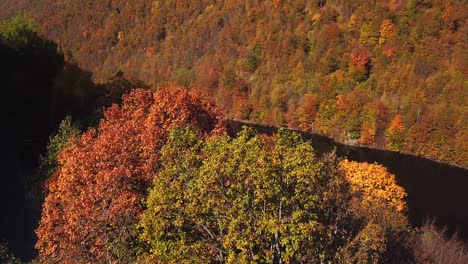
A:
[35,85,224,263]
[350,47,371,69]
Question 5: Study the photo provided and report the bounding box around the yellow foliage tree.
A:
[339,159,406,213]
[379,19,396,45]
[338,160,410,263]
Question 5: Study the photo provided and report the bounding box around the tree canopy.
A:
[140,127,411,263]
[35,86,224,263]
[33,86,466,263]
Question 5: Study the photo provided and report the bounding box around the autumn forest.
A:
[0,0,467,263]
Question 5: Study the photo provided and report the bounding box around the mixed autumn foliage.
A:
[35,87,224,263]
[140,127,411,263]
[0,3,467,263]
[0,0,466,166]
[31,87,466,263]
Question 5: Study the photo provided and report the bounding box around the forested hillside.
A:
[2,7,468,263]
[0,0,466,166]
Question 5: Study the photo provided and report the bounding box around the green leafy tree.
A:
[34,116,79,199]
[141,127,326,263]
[0,13,44,51]
[141,127,413,263]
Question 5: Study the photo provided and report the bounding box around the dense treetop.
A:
[139,127,415,263]
[36,86,224,263]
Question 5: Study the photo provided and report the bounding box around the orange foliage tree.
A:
[349,47,371,81]
[350,47,371,69]
[297,93,318,131]
[35,86,225,263]
[386,113,405,151]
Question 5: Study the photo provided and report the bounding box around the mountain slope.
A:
[1,0,467,166]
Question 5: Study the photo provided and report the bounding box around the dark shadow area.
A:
[0,32,64,261]
[52,67,150,128]
[0,25,143,261]
[226,120,468,240]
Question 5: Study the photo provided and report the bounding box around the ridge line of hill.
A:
[226,118,468,170]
